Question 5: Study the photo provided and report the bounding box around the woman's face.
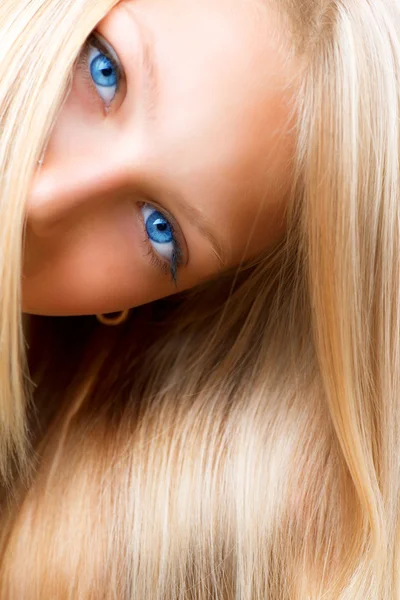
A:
[24,0,297,316]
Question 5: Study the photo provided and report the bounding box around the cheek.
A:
[43,69,104,167]
[226,117,295,258]
[243,200,288,259]
[224,170,290,262]
[22,202,160,316]
[22,200,224,317]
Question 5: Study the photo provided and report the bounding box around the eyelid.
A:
[87,32,125,85]
[75,30,127,112]
[135,202,184,284]
[90,32,121,66]
[138,200,188,267]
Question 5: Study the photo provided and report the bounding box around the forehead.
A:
[122,0,297,263]
[127,0,291,134]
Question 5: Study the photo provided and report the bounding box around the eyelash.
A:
[76,35,184,284]
[137,203,184,285]
[76,33,122,109]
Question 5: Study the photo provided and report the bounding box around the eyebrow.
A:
[140,25,159,121]
[121,4,159,119]
[172,195,227,269]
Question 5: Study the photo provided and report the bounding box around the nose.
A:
[27,146,136,237]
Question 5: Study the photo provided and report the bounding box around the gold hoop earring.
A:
[96,309,130,326]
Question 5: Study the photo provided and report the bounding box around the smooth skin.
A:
[24,0,298,316]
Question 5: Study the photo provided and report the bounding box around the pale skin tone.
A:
[23,0,297,316]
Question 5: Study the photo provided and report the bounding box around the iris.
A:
[90,53,118,88]
[145,211,174,245]
[141,204,182,283]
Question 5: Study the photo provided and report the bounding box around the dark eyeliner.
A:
[162,213,183,285]
[88,33,123,89]
[138,202,185,285]
[152,214,184,285]
[76,32,123,98]
[170,245,183,286]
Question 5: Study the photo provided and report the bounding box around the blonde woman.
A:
[0,0,399,597]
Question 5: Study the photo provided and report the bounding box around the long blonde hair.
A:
[0,0,399,597]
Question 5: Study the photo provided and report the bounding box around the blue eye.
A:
[88,44,119,105]
[140,204,183,283]
[141,204,175,261]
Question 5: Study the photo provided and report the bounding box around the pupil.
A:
[102,67,112,77]
[157,222,168,232]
